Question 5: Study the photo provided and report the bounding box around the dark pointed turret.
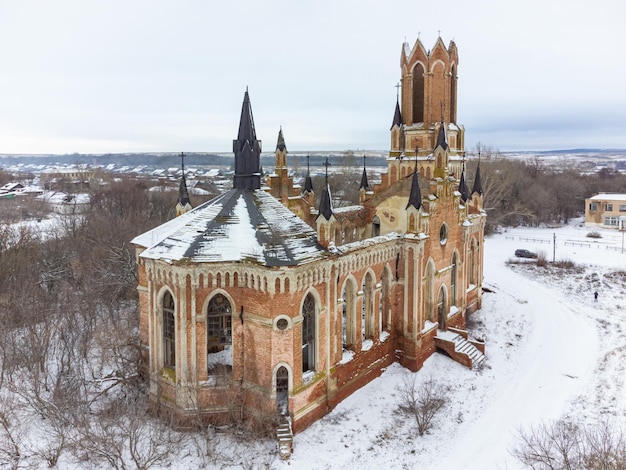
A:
[317,158,333,220]
[390,99,403,130]
[276,126,286,152]
[233,89,262,190]
[435,122,449,150]
[406,165,422,210]
[304,155,314,194]
[458,169,470,202]
[359,155,370,191]
[472,163,483,196]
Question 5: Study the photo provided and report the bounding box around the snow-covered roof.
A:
[588,193,626,201]
[133,188,327,266]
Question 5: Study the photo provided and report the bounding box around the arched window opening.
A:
[437,287,447,329]
[450,65,457,123]
[425,262,435,323]
[276,366,289,415]
[412,63,425,123]
[372,215,380,237]
[342,281,356,349]
[381,267,392,332]
[207,294,232,375]
[470,241,477,285]
[362,274,374,341]
[163,292,176,369]
[302,294,316,374]
[451,253,458,307]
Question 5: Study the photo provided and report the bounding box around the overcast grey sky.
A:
[1,0,625,154]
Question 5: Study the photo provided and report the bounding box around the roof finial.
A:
[323,157,331,186]
[438,29,442,37]
[395,82,401,101]
[180,151,186,173]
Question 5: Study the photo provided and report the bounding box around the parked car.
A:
[515,249,537,259]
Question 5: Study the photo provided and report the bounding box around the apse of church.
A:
[132,36,486,438]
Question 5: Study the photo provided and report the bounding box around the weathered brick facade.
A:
[133,37,486,433]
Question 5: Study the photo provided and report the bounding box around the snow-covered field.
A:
[276,218,626,470]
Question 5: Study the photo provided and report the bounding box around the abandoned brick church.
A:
[132,36,486,434]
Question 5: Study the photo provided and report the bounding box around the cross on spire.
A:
[438,29,441,37]
[414,147,419,173]
[323,157,331,185]
[179,151,186,173]
[395,82,401,101]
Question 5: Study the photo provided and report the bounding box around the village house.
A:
[585,193,626,230]
[131,37,487,451]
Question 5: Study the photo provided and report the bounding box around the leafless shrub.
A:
[536,251,548,267]
[0,394,23,470]
[586,231,602,239]
[513,418,626,470]
[553,258,576,269]
[396,375,448,436]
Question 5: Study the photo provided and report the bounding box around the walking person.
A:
[594,291,598,302]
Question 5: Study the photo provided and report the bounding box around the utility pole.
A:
[553,233,556,263]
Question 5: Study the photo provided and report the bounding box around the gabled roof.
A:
[133,188,326,266]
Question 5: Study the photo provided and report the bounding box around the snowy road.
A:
[435,252,599,469]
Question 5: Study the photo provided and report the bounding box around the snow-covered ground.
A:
[275,218,626,470]
[7,217,626,469]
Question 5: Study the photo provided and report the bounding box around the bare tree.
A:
[513,418,626,470]
[396,375,448,436]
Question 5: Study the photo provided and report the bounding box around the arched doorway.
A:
[276,366,289,415]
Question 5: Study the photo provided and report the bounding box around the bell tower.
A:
[390,36,464,160]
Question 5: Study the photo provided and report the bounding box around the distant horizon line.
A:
[2,147,626,157]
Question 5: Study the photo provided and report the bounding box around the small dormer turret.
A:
[405,162,422,233]
[316,158,336,248]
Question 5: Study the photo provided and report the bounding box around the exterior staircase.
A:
[435,329,485,369]
[276,416,293,460]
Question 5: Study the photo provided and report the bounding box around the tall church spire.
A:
[359,155,370,191]
[303,155,314,194]
[233,88,262,190]
[176,152,192,216]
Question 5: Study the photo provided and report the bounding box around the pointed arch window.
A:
[412,63,425,123]
[451,253,458,307]
[342,281,356,349]
[302,294,316,374]
[380,267,392,332]
[362,274,375,341]
[437,287,447,329]
[470,240,477,285]
[276,366,289,415]
[207,293,232,374]
[424,262,435,323]
[162,291,175,369]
